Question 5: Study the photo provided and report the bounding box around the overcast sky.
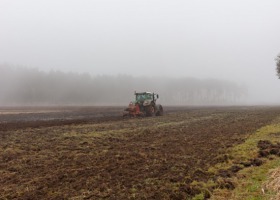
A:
[1,0,280,103]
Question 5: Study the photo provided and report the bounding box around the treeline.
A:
[0,65,247,106]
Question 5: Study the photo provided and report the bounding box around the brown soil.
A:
[258,140,280,157]
[0,106,280,199]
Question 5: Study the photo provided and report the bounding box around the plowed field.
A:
[1,106,280,199]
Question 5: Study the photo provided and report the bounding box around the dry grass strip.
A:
[265,167,280,200]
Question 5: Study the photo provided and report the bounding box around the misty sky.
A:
[1,0,280,103]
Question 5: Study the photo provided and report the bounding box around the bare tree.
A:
[276,54,280,78]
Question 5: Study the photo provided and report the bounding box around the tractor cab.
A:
[135,92,159,103]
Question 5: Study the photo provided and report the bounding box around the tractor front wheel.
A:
[145,105,155,117]
[156,105,163,116]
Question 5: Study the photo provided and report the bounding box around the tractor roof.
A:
[135,92,152,95]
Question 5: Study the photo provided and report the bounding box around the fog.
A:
[0,0,280,105]
[0,65,247,106]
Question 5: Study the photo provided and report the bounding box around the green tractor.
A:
[123,92,163,117]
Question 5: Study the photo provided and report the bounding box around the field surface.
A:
[1,106,280,199]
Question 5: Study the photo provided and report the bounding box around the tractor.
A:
[123,92,163,117]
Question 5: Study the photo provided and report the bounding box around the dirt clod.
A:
[258,140,280,158]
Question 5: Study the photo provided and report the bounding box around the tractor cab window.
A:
[136,93,152,101]
[136,94,145,101]
[145,93,153,100]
